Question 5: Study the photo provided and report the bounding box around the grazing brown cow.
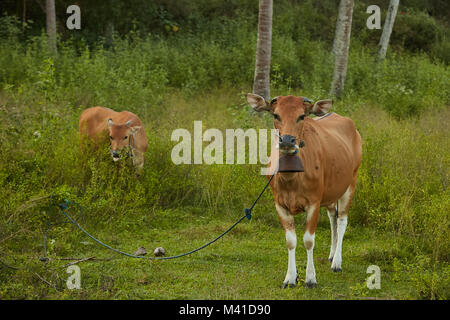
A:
[79,106,148,171]
[246,94,362,288]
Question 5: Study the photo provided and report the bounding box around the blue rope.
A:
[52,173,275,260]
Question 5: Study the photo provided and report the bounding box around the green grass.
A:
[0,205,427,299]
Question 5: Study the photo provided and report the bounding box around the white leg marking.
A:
[331,216,347,272]
[276,204,297,288]
[305,204,316,223]
[132,151,144,169]
[284,229,297,286]
[276,204,290,220]
[303,231,316,286]
[327,208,337,262]
[337,186,352,214]
[331,186,352,271]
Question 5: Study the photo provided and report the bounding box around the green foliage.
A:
[0,13,28,40]
[392,10,443,53]
[393,256,450,300]
[350,109,449,264]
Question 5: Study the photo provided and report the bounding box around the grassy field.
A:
[0,207,426,300]
[0,89,448,300]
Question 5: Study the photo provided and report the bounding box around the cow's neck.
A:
[277,171,299,183]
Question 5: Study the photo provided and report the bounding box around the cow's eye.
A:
[297,114,306,122]
[273,114,281,122]
[124,136,128,140]
[109,136,113,140]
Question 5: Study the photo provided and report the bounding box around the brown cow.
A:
[79,106,148,171]
[246,93,362,288]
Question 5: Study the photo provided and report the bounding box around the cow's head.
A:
[246,94,332,155]
[107,119,141,161]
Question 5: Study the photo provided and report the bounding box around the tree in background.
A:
[45,0,57,54]
[378,0,400,60]
[252,0,273,101]
[330,0,354,98]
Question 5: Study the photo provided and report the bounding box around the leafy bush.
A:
[392,10,443,53]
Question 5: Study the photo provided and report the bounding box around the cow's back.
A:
[79,106,117,141]
[79,107,148,153]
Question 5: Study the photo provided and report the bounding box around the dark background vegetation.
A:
[2,0,449,63]
[0,0,448,299]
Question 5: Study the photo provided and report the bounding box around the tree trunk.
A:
[378,0,400,61]
[45,0,57,55]
[105,21,115,47]
[22,0,27,29]
[252,0,273,101]
[330,0,354,98]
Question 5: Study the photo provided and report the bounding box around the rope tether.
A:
[48,173,275,261]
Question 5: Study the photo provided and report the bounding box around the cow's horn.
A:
[302,97,313,104]
[270,96,279,106]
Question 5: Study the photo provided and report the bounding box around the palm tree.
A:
[253,0,273,101]
[379,0,400,60]
[330,0,354,97]
[45,0,57,55]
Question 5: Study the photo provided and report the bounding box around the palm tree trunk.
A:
[330,0,354,97]
[253,0,273,101]
[378,0,400,61]
[22,0,27,29]
[45,0,57,55]
[106,21,115,47]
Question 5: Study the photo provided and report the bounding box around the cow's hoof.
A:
[282,282,296,289]
[331,267,342,273]
[305,281,318,289]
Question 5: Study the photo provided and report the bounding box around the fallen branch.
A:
[0,228,28,244]
[7,194,52,223]
[355,296,396,300]
[58,256,116,262]
[0,258,19,270]
[33,272,60,292]
[63,256,95,268]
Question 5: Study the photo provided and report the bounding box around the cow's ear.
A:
[311,99,332,116]
[246,93,271,112]
[107,118,114,127]
[130,126,141,135]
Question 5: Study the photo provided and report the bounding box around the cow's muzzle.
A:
[111,150,120,161]
[279,135,300,155]
[278,135,305,173]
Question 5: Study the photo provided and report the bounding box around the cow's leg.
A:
[327,203,338,263]
[304,204,320,288]
[132,151,144,173]
[331,184,355,272]
[276,204,297,289]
